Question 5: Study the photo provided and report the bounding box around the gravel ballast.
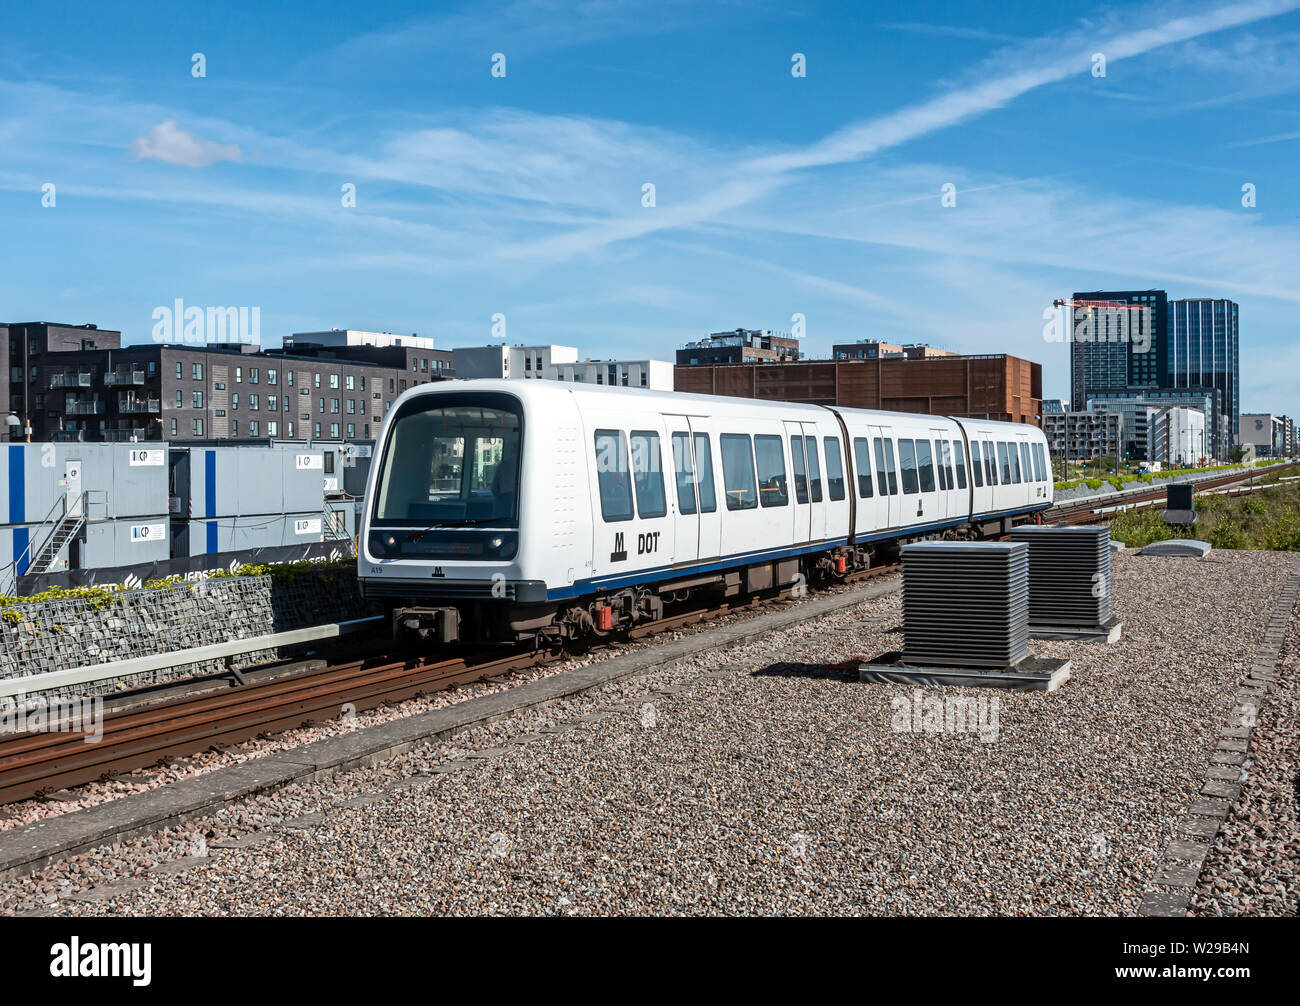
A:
[1,549,1294,917]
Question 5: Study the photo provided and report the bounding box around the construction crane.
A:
[1053,298,1150,312]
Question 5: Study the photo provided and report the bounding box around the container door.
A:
[784,421,812,543]
[64,459,83,516]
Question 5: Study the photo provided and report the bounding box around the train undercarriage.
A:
[387,514,1025,647]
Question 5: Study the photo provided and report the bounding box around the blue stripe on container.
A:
[205,450,218,553]
[8,445,27,575]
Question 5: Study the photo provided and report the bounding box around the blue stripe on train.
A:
[545,502,1051,600]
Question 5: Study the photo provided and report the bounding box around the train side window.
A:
[883,439,899,494]
[1012,443,1024,484]
[984,440,997,485]
[824,437,846,501]
[720,434,758,510]
[969,441,983,487]
[754,434,789,507]
[630,431,667,518]
[916,440,936,492]
[790,436,809,503]
[856,438,875,498]
[997,442,1011,484]
[1019,443,1033,484]
[935,440,950,490]
[933,441,947,490]
[693,433,717,513]
[953,441,968,489]
[942,441,956,490]
[898,439,919,494]
[1033,442,1047,482]
[806,438,823,502]
[671,432,696,515]
[594,430,634,522]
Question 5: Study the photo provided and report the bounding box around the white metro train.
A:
[358,379,1053,644]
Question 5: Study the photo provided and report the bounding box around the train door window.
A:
[693,433,717,513]
[952,441,968,489]
[806,439,823,502]
[916,440,936,492]
[942,441,956,489]
[823,437,846,501]
[594,430,634,522]
[875,437,898,495]
[969,441,983,487]
[790,436,809,503]
[1019,443,1033,484]
[754,435,788,507]
[997,442,1011,484]
[1033,443,1047,482]
[934,441,950,490]
[720,434,758,510]
[630,431,667,519]
[1012,443,1025,483]
[898,439,920,494]
[854,438,874,498]
[984,440,997,485]
[671,432,696,515]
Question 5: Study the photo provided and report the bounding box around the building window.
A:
[236,367,242,383]
[346,375,355,390]
[330,423,339,438]
[249,394,259,410]
[170,418,178,436]
[329,374,339,389]
[314,423,321,438]
[268,396,277,411]
[192,363,203,380]
[267,421,278,436]
[267,369,278,385]
[249,420,259,436]
[346,423,355,438]
[214,382,226,391]
[192,391,203,408]
[232,393,239,408]
[314,373,321,388]
[287,370,294,387]
[175,390,183,407]
[176,362,183,379]
[250,368,259,384]
[346,399,355,414]
[192,418,204,436]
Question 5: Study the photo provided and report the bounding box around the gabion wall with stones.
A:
[0,566,380,710]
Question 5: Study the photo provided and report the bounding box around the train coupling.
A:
[392,606,461,643]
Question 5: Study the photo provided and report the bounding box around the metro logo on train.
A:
[358,380,1052,645]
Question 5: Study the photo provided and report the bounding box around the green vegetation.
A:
[1108,479,1300,551]
[1053,461,1263,495]
[0,558,355,623]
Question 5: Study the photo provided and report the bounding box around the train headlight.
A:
[489,536,505,550]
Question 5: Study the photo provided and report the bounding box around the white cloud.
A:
[129,120,242,168]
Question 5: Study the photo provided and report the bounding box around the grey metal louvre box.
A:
[1009,524,1111,626]
[901,540,1029,668]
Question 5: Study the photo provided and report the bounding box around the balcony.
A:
[50,372,92,389]
[104,428,151,442]
[118,397,161,413]
[105,370,147,387]
[51,430,86,442]
[64,401,105,415]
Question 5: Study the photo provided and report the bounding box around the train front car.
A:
[358,381,567,645]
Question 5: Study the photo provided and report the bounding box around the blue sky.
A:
[2,0,1299,414]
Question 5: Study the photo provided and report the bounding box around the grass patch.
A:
[1108,480,1300,550]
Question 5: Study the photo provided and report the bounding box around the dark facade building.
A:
[677,328,800,365]
[7,341,449,443]
[832,341,959,361]
[1068,290,1167,410]
[271,333,454,379]
[675,354,1042,426]
[5,322,123,434]
[1167,298,1239,450]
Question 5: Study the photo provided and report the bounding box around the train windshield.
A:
[373,396,522,528]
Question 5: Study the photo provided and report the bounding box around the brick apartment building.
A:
[675,353,1043,426]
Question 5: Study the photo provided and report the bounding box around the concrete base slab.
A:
[1029,616,1122,643]
[858,652,1071,691]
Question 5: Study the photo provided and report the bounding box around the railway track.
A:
[5,464,1289,805]
[1045,462,1298,526]
[0,564,899,804]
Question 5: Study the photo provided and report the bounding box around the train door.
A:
[784,420,812,543]
[584,409,672,582]
[929,427,951,523]
[869,426,898,531]
[665,416,698,566]
[689,419,722,561]
[801,422,827,542]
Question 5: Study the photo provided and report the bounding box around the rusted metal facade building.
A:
[674,353,1043,426]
